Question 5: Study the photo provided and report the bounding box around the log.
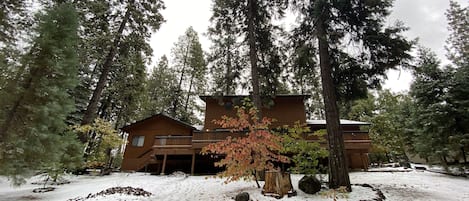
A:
[262,170,296,198]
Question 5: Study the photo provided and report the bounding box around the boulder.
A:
[234,192,250,201]
[415,166,427,170]
[399,161,411,169]
[298,175,321,194]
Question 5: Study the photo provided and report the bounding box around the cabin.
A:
[120,95,372,174]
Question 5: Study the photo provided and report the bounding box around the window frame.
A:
[131,135,145,147]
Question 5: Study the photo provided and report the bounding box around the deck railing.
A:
[153,136,193,148]
[149,130,370,150]
[192,131,247,148]
[304,130,371,150]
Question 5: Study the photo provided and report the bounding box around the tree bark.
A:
[247,0,262,115]
[80,7,131,133]
[183,73,194,119]
[171,41,192,117]
[262,170,295,198]
[225,43,233,95]
[316,7,351,191]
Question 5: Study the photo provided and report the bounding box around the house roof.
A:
[121,113,196,132]
[306,119,371,126]
[199,94,311,102]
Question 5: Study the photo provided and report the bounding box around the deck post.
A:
[161,154,167,175]
[361,153,368,171]
[191,152,196,175]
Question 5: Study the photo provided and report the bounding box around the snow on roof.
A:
[306,119,371,125]
[193,125,204,131]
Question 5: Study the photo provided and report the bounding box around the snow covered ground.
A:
[0,169,468,201]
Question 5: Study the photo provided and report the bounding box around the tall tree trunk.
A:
[247,0,261,115]
[171,42,192,117]
[80,7,131,132]
[225,44,232,95]
[184,73,194,117]
[317,10,351,191]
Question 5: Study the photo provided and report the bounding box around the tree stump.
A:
[256,170,266,181]
[262,170,296,198]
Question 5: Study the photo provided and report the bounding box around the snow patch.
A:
[0,171,468,201]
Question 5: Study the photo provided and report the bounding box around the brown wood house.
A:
[121,95,372,174]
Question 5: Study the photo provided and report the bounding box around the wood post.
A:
[361,153,368,171]
[191,152,196,175]
[161,154,167,175]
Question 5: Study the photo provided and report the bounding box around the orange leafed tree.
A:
[202,102,289,188]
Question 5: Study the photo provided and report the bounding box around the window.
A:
[131,136,145,147]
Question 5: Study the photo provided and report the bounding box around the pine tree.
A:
[369,90,411,162]
[0,2,82,183]
[446,1,469,68]
[288,32,324,118]
[446,1,469,163]
[346,93,376,122]
[170,27,206,123]
[0,0,28,45]
[406,2,469,165]
[143,55,177,117]
[67,0,115,126]
[0,0,31,92]
[207,0,246,95]
[99,33,150,128]
[291,0,412,191]
[207,0,288,111]
[409,48,455,164]
[79,0,165,130]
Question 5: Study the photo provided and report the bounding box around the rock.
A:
[415,166,427,170]
[100,168,112,176]
[399,161,411,169]
[234,192,250,201]
[170,171,188,178]
[298,175,321,194]
[32,187,55,193]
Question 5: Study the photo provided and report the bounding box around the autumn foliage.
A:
[201,103,289,185]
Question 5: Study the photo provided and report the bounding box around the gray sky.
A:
[150,0,468,93]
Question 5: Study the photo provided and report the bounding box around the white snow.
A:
[306,119,371,125]
[0,170,468,201]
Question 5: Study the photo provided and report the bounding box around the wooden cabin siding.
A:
[121,115,193,171]
[202,96,307,129]
[263,97,307,128]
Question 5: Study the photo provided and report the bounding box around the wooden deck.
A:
[130,130,371,174]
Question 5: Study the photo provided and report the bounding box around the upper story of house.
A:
[200,95,309,130]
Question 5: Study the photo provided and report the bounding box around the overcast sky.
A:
[150,0,468,93]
